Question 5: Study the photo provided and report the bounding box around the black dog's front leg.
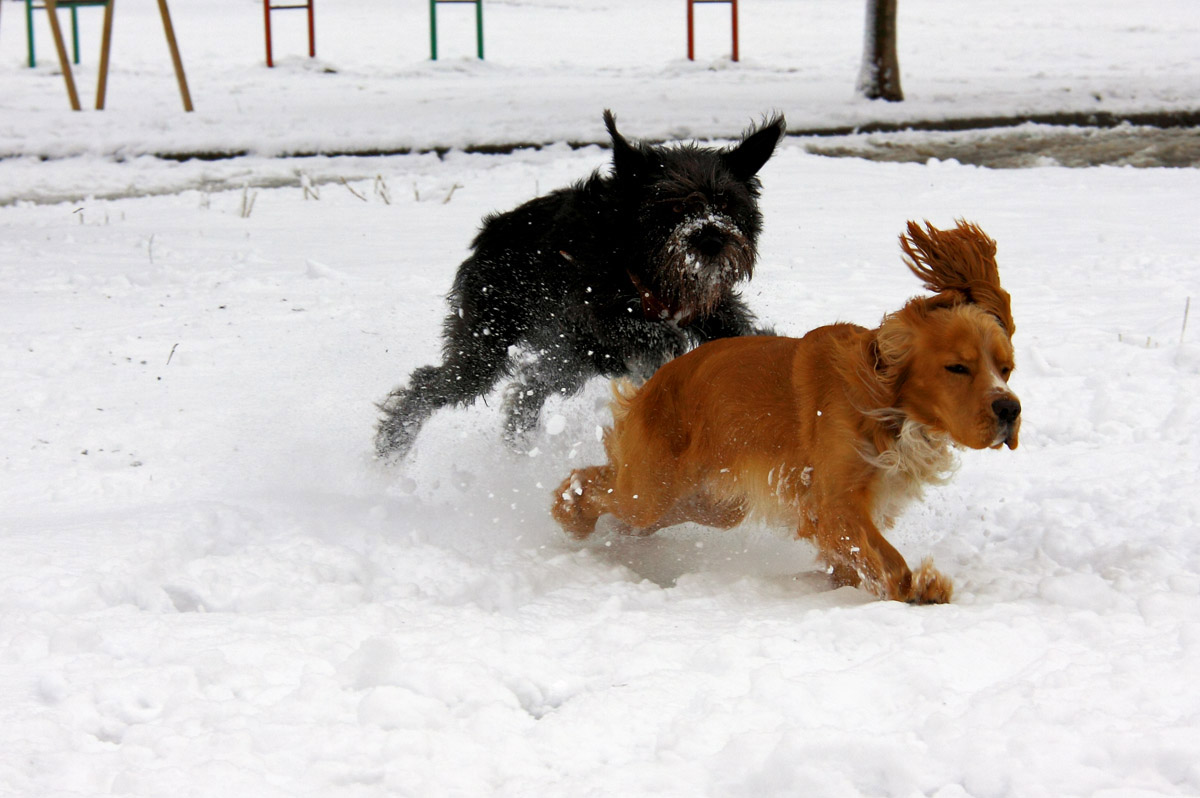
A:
[499,352,591,447]
[688,292,768,342]
[375,309,514,462]
[592,314,691,382]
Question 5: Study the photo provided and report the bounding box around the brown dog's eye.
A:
[945,364,970,375]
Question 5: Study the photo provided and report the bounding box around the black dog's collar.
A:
[559,249,694,327]
[627,268,695,327]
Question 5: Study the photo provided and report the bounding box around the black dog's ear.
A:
[604,109,648,180]
[723,114,786,182]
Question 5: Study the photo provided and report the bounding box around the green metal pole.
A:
[474,0,483,60]
[70,5,79,64]
[429,0,437,60]
[26,0,36,67]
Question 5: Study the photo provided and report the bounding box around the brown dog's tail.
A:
[899,220,1015,338]
[607,379,638,426]
[599,379,639,460]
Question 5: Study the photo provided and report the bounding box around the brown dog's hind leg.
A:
[552,466,615,539]
[553,462,698,539]
[672,492,747,530]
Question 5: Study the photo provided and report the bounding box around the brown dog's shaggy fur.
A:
[551,220,1020,604]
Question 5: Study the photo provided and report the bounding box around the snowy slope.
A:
[2,1,1200,796]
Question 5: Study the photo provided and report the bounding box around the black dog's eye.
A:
[945,364,970,375]
[1000,366,1012,379]
[671,193,709,215]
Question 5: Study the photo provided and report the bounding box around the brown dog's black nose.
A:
[992,397,1021,424]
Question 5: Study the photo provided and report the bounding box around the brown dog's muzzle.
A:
[992,396,1021,449]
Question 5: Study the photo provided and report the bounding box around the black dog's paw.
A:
[374,391,422,463]
[499,382,540,451]
[622,321,689,381]
[624,354,669,384]
[374,422,414,464]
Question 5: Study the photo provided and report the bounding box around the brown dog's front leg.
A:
[809,508,952,604]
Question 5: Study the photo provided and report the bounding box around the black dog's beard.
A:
[654,212,755,322]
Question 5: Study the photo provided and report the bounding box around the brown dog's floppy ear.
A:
[869,306,919,398]
[899,220,1015,337]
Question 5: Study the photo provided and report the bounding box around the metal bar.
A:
[26,0,114,69]
[307,0,315,57]
[686,0,694,61]
[26,0,36,67]
[474,0,482,59]
[263,0,273,66]
[687,0,738,62]
[429,0,437,60]
[430,0,482,60]
[70,5,79,63]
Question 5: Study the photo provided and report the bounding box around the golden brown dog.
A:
[551,220,1020,604]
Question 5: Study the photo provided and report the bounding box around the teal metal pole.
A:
[429,0,483,60]
[474,0,482,59]
[429,0,437,59]
[25,0,35,67]
[70,5,79,63]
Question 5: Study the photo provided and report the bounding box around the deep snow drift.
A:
[2,1,1200,796]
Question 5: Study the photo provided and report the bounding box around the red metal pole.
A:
[307,0,315,57]
[686,0,695,61]
[730,0,738,62]
[263,0,274,67]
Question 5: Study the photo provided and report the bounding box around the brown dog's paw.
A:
[906,558,954,605]
[551,471,601,540]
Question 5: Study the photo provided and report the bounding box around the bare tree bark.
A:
[857,0,903,102]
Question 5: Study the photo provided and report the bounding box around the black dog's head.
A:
[603,109,786,324]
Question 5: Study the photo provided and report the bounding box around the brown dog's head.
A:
[874,220,1020,450]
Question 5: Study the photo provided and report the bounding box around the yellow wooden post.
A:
[43,0,82,110]
[95,0,115,109]
[40,0,190,111]
[157,0,193,111]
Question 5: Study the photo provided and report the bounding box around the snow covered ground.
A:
[4,0,1200,160]
[2,1,1200,796]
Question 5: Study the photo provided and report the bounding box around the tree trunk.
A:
[857,0,903,102]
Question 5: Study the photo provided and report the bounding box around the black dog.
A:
[375,110,786,461]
